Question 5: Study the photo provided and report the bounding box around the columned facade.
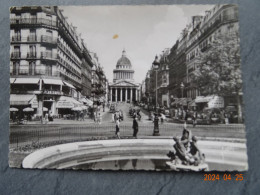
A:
[109,50,139,102]
[110,87,139,102]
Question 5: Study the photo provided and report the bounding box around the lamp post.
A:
[152,55,160,136]
[180,82,184,98]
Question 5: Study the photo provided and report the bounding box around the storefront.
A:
[56,96,83,116]
[195,95,224,111]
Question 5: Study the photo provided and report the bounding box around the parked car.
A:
[110,104,116,113]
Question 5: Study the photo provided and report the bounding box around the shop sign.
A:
[44,90,63,95]
[208,96,224,108]
[31,99,38,108]
[56,101,74,108]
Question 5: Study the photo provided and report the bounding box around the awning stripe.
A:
[43,79,63,85]
[10,94,35,105]
[14,78,40,84]
[63,81,76,89]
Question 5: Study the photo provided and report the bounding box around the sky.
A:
[61,5,214,84]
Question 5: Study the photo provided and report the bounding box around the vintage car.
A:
[109,104,116,113]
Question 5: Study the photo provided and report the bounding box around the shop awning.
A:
[10,78,16,84]
[188,100,197,107]
[56,96,82,108]
[79,98,88,103]
[14,78,40,84]
[43,79,63,86]
[10,94,35,106]
[86,98,93,106]
[63,81,76,89]
[195,96,214,103]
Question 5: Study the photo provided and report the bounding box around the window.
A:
[29,61,36,75]
[45,65,52,76]
[13,29,21,41]
[163,75,167,84]
[13,46,20,58]
[29,45,36,57]
[13,61,19,75]
[29,29,36,41]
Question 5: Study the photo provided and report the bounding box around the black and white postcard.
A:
[9,5,248,171]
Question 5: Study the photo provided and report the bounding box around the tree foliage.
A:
[191,31,242,97]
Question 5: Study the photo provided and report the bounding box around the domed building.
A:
[109,50,139,102]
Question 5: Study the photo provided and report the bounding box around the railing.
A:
[41,51,57,59]
[11,36,21,42]
[9,122,246,150]
[201,44,211,52]
[11,52,20,59]
[57,41,81,66]
[10,18,57,28]
[41,35,57,44]
[27,35,37,42]
[57,55,81,77]
[190,55,195,60]
[27,52,37,58]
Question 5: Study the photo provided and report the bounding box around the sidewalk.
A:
[10,109,109,125]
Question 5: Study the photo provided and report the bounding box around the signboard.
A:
[208,96,224,108]
[30,96,38,108]
[56,101,74,108]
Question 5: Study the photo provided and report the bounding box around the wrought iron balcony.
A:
[41,35,57,44]
[27,35,37,42]
[41,51,57,59]
[11,52,21,59]
[10,18,57,28]
[27,52,37,58]
[11,36,21,42]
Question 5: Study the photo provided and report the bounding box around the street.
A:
[10,103,246,149]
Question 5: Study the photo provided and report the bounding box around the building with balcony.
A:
[185,5,239,99]
[10,6,94,117]
[157,49,170,107]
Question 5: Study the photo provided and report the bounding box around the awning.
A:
[85,98,93,106]
[43,79,63,85]
[10,94,35,106]
[179,98,188,106]
[188,100,197,107]
[10,78,16,84]
[195,96,214,103]
[14,78,40,84]
[63,81,76,89]
[79,98,88,103]
[56,96,82,108]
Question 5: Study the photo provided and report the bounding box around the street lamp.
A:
[152,55,160,136]
[180,82,184,98]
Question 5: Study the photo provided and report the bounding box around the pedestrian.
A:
[97,112,101,124]
[94,112,98,124]
[103,103,105,112]
[132,117,139,138]
[45,112,49,124]
[193,111,197,127]
[49,111,53,122]
[115,118,120,139]
[112,111,115,123]
[161,113,166,124]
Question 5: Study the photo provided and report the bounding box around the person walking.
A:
[45,112,49,124]
[193,111,197,128]
[97,112,101,124]
[115,118,120,139]
[132,117,139,138]
[112,111,115,123]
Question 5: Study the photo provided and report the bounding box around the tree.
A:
[190,31,243,122]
